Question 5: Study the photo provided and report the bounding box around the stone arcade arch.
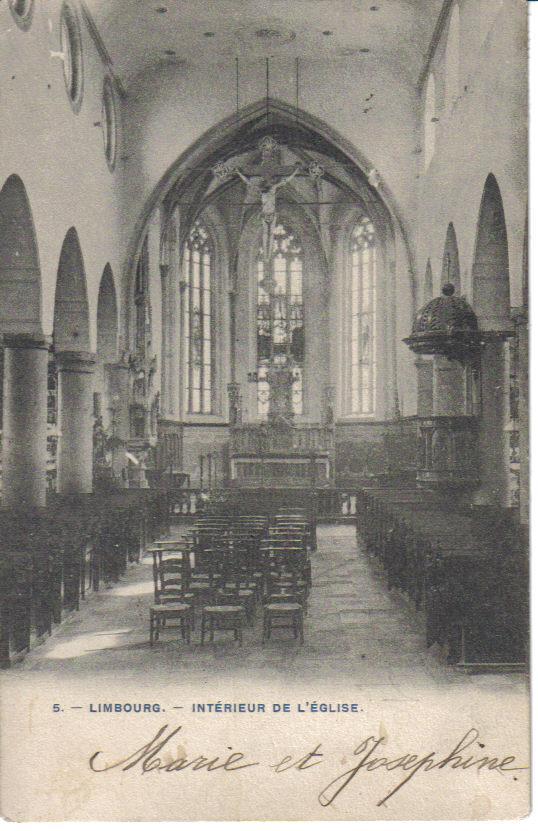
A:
[472,174,511,331]
[96,263,118,365]
[53,228,95,494]
[0,175,48,508]
[471,174,512,507]
[95,264,122,482]
[0,174,42,335]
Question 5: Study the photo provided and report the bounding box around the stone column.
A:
[515,310,529,524]
[160,263,181,418]
[432,355,465,415]
[178,278,187,421]
[415,356,434,416]
[56,351,96,494]
[105,360,131,482]
[473,335,508,506]
[1,333,49,508]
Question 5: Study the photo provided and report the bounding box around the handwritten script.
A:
[89,724,527,807]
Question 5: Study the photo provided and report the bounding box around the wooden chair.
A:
[149,593,194,646]
[262,602,304,644]
[200,604,244,644]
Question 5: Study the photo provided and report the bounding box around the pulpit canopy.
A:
[404,282,480,360]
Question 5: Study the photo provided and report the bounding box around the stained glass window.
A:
[183,223,214,414]
[349,218,376,415]
[256,225,304,416]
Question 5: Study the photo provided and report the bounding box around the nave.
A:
[5,524,526,696]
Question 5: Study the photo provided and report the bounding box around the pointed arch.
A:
[423,259,433,303]
[53,227,90,351]
[441,222,461,292]
[236,202,329,423]
[472,174,511,330]
[96,263,118,363]
[123,97,415,343]
[0,174,42,334]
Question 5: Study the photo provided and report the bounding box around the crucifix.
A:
[213,136,323,287]
[214,136,324,423]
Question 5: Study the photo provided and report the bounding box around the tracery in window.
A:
[348,218,376,416]
[182,223,215,414]
[257,225,304,417]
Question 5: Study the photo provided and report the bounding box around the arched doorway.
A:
[53,228,95,494]
[0,175,48,508]
[472,174,512,507]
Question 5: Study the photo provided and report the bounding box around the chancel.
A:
[0,0,528,676]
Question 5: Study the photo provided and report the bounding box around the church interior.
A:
[0,0,529,679]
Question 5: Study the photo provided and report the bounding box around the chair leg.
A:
[209,616,215,643]
[201,614,206,645]
[299,613,304,645]
[150,611,154,646]
[185,615,191,644]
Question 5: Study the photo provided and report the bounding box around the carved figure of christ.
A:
[234,163,302,280]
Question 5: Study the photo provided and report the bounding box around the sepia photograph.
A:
[0,0,530,821]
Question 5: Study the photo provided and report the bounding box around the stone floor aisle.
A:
[5,524,527,696]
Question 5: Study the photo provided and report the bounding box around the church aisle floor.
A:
[4,524,527,697]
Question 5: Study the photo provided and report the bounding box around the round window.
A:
[8,0,34,30]
[60,4,84,111]
[102,78,118,171]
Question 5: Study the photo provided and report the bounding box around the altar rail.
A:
[0,490,169,668]
[168,486,358,522]
[356,487,528,667]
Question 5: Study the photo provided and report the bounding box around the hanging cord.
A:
[266,57,270,126]
[295,57,300,124]
[235,57,240,128]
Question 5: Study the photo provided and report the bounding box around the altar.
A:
[229,422,334,487]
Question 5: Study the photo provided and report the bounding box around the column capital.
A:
[2,332,50,351]
[55,350,97,373]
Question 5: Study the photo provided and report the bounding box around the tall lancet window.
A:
[257,225,305,416]
[182,222,214,414]
[349,218,376,415]
[134,234,151,359]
